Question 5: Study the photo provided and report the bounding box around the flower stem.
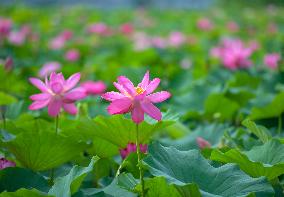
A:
[135,124,145,197]
[49,169,55,186]
[1,107,6,130]
[115,163,122,177]
[278,114,282,135]
[55,115,59,134]
[49,115,59,185]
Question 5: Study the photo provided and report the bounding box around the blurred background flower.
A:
[0,157,16,170]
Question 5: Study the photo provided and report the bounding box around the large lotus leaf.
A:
[5,101,24,120]
[81,178,135,197]
[0,189,51,197]
[143,142,274,197]
[1,131,87,171]
[227,72,260,89]
[250,92,284,120]
[0,67,26,94]
[61,116,119,159]
[171,78,220,116]
[211,139,284,180]
[0,167,49,192]
[77,112,177,148]
[87,137,119,158]
[48,156,99,197]
[160,123,228,150]
[0,92,17,106]
[117,173,139,192]
[118,173,200,197]
[204,93,240,121]
[161,121,191,139]
[93,158,114,183]
[224,71,260,107]
[242,119,271,143]
[137,177,200,197]
[1,115,54,135]
[225,88,255,107]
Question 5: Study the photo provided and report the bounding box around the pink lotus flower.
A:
[132,32,151,51]
[87,23,111,36]
[151,36,167,49]
[120,23,134,35]
[0,18,12,38]
[168,32,186,47]
[102,71,171,124]
[38,62,61,78]
[0,157,16,170]
[4,56,13,71]
[248,40,260,51]
[222,40,253,70]
[197,18,214,31]
[210,39,254,70]
[196,137,211,149]
[49,36,65,50]
[264,53,281,69]
[49,30,73,50]
[226,21,239,32]
[210,47,222,58]
[60,30,73,41]
[21,25,31,35]
[119,143,148,159]
[29,72,86,117]
[64,49,80,62]
[80,80,106,96]
[8,30,26,46]
[7,25,30,45]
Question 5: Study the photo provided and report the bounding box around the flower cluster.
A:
[87,22,134,36]
[29,70,169,123]
[0,18,37,46]
[132,31,191,51]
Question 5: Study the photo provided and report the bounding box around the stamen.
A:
[135,87,144,95]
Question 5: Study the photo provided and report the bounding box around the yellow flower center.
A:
[135,87,144,95]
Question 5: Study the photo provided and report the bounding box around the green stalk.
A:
[278,114,282,135]
[115,163,123,177]
[1,108,6,130]
[136,124,145,197]
[49,115,59,185]
[55,115,59,134]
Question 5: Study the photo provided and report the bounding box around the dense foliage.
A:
[1,3,284,197]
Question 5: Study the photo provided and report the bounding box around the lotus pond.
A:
[0,2,284,197]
